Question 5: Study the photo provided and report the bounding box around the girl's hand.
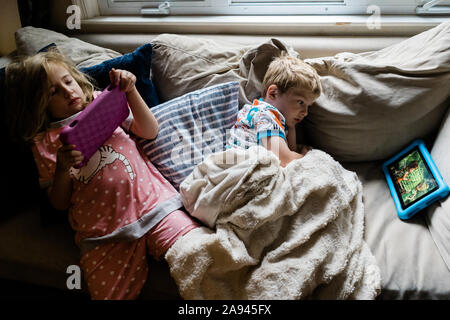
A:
[56,144,84,172]
[109,68,137,93]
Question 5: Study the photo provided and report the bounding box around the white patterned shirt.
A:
[226,99,287,149]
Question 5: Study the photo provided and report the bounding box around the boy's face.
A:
[47,63,86,120]
[264,85,317,128]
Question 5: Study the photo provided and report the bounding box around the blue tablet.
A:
[382,139,449,220]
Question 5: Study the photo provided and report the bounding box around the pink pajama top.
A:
[32,92,182,253]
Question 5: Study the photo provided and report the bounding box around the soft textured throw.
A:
[165,146,381,299]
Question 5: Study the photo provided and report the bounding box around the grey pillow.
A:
[303,21,450,162]
[137,81,240,190]
[14,26,122,68]
[425,106,450,271]
[150,34,298,107]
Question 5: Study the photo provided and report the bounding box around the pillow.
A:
[80,43,160,108]
[15,26,159,108]
[302,21,450,162]
[29,42,159,110]
[15,26,122,68]
[425,106,450,271]
[137,81,240,190]
[150,34,298,106]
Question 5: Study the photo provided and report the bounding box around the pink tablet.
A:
[60,84,129,168]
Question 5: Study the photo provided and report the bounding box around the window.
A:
[98,0,450,15]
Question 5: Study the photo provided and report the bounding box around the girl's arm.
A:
[48,144,83,211]
[109,68,158,140]
[126,87,159,140]
[49,166,73,211]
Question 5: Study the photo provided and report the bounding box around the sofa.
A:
[1,22,449,299]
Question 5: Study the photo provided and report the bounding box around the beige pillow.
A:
[150,34,298,106]
[303,21,450,162]
[14,26,121,68]
[425,106,450,271]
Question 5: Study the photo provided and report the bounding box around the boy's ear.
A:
[266,84,278,99]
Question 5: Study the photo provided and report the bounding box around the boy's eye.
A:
[298,100,304,105]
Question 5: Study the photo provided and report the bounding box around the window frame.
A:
[98,0,429,16]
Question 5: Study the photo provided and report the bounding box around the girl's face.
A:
[47,63,86,120]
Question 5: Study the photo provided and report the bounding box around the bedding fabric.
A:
[137,82,239,190]
[166,146,381,299]
[426,106,450,271]
[303,21,450,162]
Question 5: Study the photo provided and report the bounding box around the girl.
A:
[5,49,201,300]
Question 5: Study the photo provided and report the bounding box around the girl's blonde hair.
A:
[262,52,322,99]
[5,48,95,142]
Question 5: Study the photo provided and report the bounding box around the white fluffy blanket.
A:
[165,146,381,299]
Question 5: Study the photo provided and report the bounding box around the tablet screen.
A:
[387,146,439,209]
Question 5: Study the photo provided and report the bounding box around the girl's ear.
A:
[266,84,279,100]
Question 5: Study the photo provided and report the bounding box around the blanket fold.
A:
[166,146,381,299]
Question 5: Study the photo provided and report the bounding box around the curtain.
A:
[17,0,51,28]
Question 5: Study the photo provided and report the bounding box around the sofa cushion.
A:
[343,160,450,299]
[137,81,239,190]
[150,33,298,107]
[425,106,450,271]
[15,26,122,68]
[303,21,450,162]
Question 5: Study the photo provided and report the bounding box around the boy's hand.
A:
[109,68,137,93]
[299,144,312,156]
[56,144,84,172]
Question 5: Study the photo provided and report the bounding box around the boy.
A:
[227,53,322,167]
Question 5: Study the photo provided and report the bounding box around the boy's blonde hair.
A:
[262,52,322,100]
[5,48,95,142]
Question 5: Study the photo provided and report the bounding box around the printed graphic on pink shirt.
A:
[70,144,135,185]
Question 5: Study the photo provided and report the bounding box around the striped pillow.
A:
[138,81,239,190]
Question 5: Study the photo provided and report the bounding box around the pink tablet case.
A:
[60,84,129,168]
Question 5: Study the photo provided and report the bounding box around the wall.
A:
[0,0,22,56]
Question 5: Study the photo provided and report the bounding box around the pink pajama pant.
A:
[79,209,200,300]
